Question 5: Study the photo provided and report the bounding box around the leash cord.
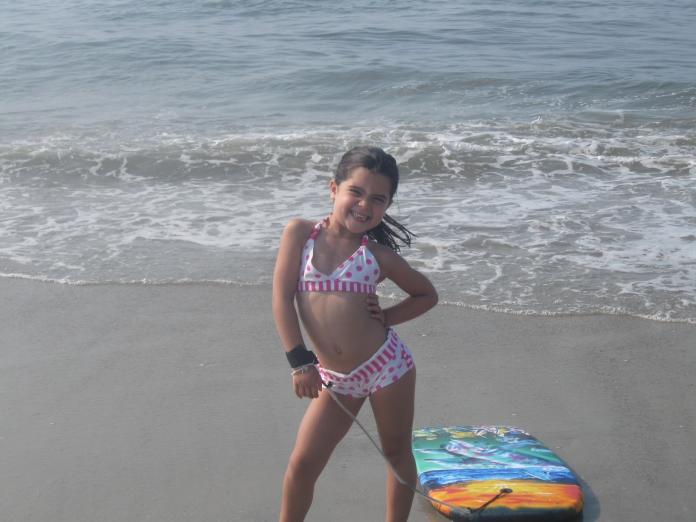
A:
[324,384,474,519]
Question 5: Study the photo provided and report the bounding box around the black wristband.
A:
[286,344,319,368]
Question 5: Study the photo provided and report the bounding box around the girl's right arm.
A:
[272,219,307,351]
[272,219,322,398]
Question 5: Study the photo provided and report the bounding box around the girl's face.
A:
[329,167,392,234]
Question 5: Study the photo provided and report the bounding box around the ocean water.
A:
[1,0,695,323]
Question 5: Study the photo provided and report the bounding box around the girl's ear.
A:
[329,179,337,201]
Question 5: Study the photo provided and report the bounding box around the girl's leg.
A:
[280,390,365,522]
[369,368,417,522]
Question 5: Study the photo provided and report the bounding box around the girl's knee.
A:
[381,439,414,465]
[286,449,325,483]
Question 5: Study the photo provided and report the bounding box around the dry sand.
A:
[1,278,694,521]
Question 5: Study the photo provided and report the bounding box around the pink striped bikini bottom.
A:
[317,329,415,398]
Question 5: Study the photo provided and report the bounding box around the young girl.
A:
[272,146,438,522]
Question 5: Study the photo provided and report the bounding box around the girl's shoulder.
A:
[365,240,404,269]
[281,218,317,242]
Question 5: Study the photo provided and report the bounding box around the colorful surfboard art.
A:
[412,426,583,520]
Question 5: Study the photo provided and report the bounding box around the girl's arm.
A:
[375,246,438,327]
[272,219,323,399]
[272,219,307,350]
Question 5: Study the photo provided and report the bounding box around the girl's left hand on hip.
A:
[366,293,385,326]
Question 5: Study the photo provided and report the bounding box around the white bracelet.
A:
[291,363,315,376]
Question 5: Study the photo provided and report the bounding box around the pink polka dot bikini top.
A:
[297,218,380,294]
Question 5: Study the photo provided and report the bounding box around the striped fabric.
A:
[316,329,415,398]
[297,280,377,294]
[297,218,380,295]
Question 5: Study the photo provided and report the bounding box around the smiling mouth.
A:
[351,210,370,222]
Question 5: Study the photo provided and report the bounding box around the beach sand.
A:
[1,278,694,521]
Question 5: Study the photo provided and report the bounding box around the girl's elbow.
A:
[429,289,439,308]
[421,287,438,310]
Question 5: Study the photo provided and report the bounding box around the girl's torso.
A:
[295,218,388,373]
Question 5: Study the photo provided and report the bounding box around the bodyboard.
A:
[412,426,583,520]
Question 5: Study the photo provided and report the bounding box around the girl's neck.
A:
[323,214,363,241]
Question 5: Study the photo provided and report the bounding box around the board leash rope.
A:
[325,383,513,518]
[323,382,478,519]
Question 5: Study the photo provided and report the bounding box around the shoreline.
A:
[2,274,694,326]
[2,278,694,521]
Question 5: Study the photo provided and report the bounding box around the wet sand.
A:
[1,278,694,521]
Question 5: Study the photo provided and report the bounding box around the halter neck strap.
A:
[309,217,369,245]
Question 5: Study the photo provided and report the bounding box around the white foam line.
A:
[2,273,692,324]
[436,299,696,325]
[0,273,266,287]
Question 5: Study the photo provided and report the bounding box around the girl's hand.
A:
[292,366,323,399]
[366,293,386,326]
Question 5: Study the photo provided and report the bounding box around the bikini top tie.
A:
[297,219,380,294]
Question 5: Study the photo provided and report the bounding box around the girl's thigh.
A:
[369,368,416,451]
[291,390,366,468]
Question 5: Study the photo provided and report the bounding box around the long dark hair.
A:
[335,146,414,252]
